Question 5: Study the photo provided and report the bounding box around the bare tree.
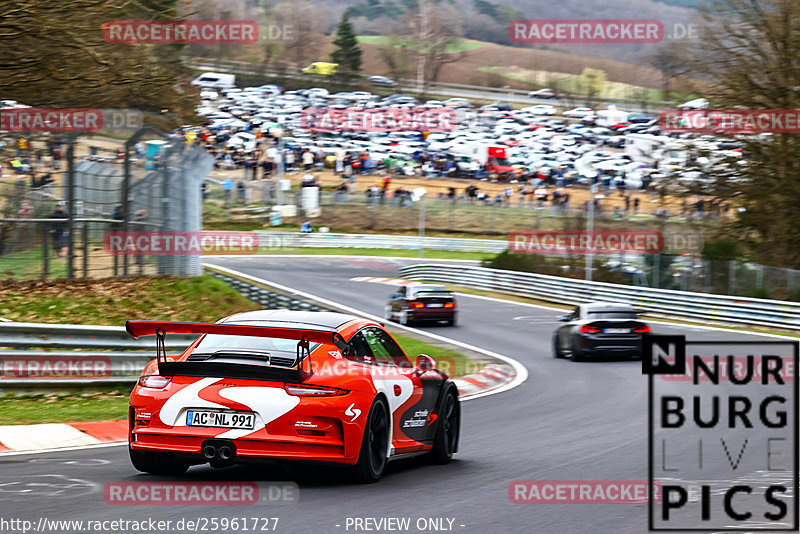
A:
[405,0,466,94]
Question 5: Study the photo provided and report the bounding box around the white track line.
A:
[0,442,125,457]
[203,262,529,402]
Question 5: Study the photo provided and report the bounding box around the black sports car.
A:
[552,302,650,361]
[385,284,457,326]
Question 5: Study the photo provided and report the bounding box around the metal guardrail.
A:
[399,264,800,330]
[253,231,507,253]
[0,323,197,385]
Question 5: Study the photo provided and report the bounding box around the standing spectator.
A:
[503,186,513,206]
[237,180,246,203]
[336,181,348,203]
[624,195,631,215]
[49,203,68,257]
[302,149,314,171]
[633,197,640,215]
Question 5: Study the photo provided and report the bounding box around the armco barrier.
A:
[0,323,197,385]
[399,264,800,330]
[255,231,507,253]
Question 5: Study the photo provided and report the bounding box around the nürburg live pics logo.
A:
[643,335,798,531]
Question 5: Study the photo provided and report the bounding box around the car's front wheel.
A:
[129,446,189,475]
[352,397,390,483]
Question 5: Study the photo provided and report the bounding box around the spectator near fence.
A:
[49,203,68,257]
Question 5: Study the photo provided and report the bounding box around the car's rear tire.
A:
[447,315,457,327]
[552,335,562,358]
[129,446,189,475]
[352,397,390,483]
[570,341,586,362]
[430,387,460,464]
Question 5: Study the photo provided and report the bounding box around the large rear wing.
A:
[125,320,350,381]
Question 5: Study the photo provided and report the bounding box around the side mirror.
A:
[389,293,398,299]
[416,354,435,372]
[557,315,571,322]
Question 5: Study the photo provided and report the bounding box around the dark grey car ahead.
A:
[552,302,650,361]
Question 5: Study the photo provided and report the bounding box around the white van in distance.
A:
[190,72,236,90]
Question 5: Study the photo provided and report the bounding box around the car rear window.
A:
[193,334,316,354]
[588,312,639,320]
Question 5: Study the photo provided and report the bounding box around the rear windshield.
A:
[588,312,638,320]
[192,321,325,355]
[193,334,317,354]
[415,291,453,298]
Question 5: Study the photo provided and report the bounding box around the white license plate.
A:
[427,303,444,308]
[186,410,255,430]
[605,328,630,334]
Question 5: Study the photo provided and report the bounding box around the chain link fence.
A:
[0,130,214,279]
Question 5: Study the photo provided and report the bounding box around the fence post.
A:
[652,254,660,288]
[66,136,76,278]
[82,222,88,278]
[729,260,736,295]
[41,222,49,280]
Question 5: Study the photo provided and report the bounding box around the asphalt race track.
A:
[1,256,794,534]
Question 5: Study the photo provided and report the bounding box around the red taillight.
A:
[444,302,455,309]
[137,375,171,389]
[579,325,601,334]
[410,302,425,308]
[634,325,652,333]
[284,384,348,396]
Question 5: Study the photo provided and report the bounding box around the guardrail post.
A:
[729,260,736,295]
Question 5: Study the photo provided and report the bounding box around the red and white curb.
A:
[453,364,516,398]
[0,420,127,453]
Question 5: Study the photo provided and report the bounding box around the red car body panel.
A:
[128,312,452,466]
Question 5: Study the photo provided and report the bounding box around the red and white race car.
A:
[126,310,460,483]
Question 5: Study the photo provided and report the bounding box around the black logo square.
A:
[642,335,686,375]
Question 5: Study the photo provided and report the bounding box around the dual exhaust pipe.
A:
[202,440,235,462]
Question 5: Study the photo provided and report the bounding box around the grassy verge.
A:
[0,275,254,324]
[0,246,67,280]
[0,388,132,425]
